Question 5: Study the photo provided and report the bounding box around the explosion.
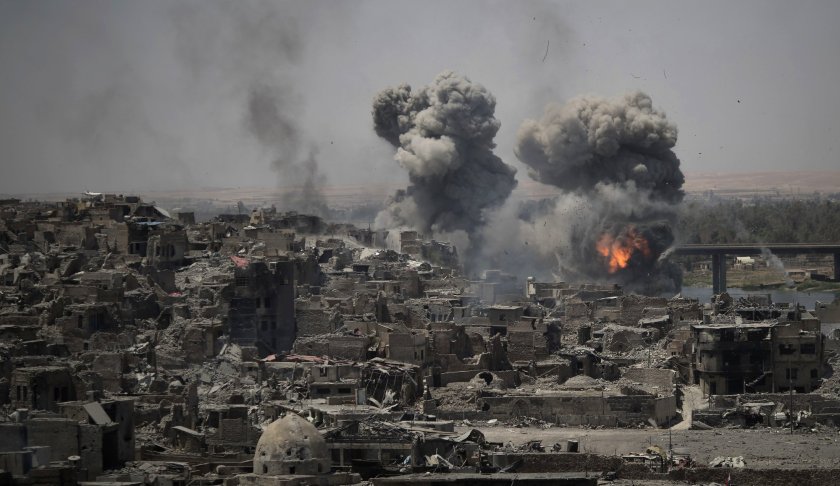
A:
[371,71,517,269]
[596,226,652,273]
[370,82,684,292]
[509,91,685,293]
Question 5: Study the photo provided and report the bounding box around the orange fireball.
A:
[596,226,651,273]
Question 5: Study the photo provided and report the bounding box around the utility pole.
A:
[789,354,794,435]
[790,381,794,435]
[601,387,605,415]
[668,425,672,455]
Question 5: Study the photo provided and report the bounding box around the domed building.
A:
[253,413,330,476]
[234,413,360,486]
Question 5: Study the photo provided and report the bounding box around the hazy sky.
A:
[1,0,839,195]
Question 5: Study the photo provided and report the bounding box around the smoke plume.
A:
[508,91,685,293]
[246,84,328,217]
[760,247,795,287]
[371,71,517,266]
[516,91,684,200]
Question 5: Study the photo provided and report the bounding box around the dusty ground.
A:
[459,424,840,470]
[671,385,706,431]
[680,170,840,196]
[683,265,840,290]
[603,482,708,486]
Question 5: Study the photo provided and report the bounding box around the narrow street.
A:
[671,384,706,430]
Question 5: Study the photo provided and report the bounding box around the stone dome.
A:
[253,413,330,476]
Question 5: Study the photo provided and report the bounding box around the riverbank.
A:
[682,267,840,297]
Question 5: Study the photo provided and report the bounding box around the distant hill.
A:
[682,170,840,196]
[8,170,840,205]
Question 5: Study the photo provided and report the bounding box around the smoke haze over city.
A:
[2,1,840,195]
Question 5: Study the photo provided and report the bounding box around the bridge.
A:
[671,243,840,294]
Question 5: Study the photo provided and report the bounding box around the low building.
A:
[10,366,74,412]
[0,399,135,479]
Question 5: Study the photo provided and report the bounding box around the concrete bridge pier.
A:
[835,253,840,282]
[712,253,727,294]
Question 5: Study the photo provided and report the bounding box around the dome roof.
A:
[253,413,330,476]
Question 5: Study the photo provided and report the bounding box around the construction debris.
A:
[0,195,838,485]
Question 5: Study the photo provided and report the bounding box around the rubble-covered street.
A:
[0,194,839,486]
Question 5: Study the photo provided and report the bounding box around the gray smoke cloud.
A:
[760,247,794,287]
[493,91,685,293]
[178,2,329,216]
[0,1,340,201]
[246,84,328,216]
[516,91,684,201]
[372,71,517,266]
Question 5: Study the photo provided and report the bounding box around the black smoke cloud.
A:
[372,71,517,266]
[492,91,685,293]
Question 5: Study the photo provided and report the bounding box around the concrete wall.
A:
[713,393,840,413]
[328,336,369,361]
[296,308,335,336]
[477,394,676,427]
[619,295,668,327]
[10,367,74,412]
[0,424,26,452]
[489,452,622,473]
[621,368,676,392]
[79,423,103,476]
[86,352,125,393]
[388,333,428,365]
[0,450,31,476]
[661,467,840,486]
[507,330,539,362]
[26,418,79,462]
[438,370,519,388]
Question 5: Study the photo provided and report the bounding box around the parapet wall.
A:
[475,394,676,426]
[489,452,622,473]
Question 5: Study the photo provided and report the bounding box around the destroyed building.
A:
[0,194,837,485]
[691,305,825,395]
[228,259,296,356]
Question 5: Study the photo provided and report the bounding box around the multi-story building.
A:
[691,308,824,395]
[228,259,296,357]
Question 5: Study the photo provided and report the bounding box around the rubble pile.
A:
[0,195,837,485]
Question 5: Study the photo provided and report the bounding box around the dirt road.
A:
[671,384,706,431]
[459,424,840,469]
